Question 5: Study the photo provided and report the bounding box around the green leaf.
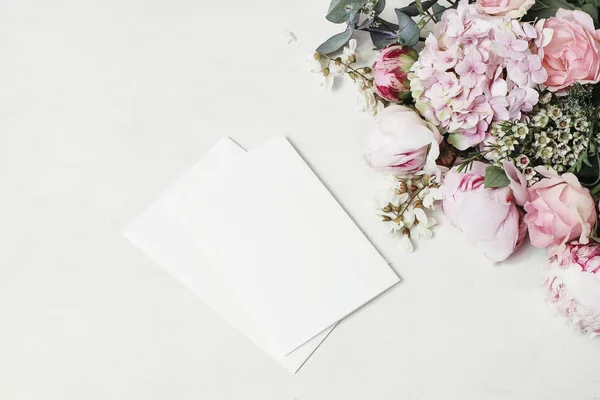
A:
[398,0,437,17]
[484,166,510,188]
[582,4,599,23]
[431,3,446,21]
[373,0,386,15]
[357,16,374,29]
[316,25,355,54]
[395,9,420,47]
[525,0,577,19]
[326,0,369,23]
[587,0,600,7]
[369,30,397,48]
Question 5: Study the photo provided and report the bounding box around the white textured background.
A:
[1,0,599,399]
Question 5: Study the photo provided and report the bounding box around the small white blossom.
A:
[307,55,323,73]
[321,73,334,91]
[403,208,415,228]
[356,86,381,116]
[398,234,414,252]
[422,187,443,209]
[342,39,358,63]
[411,217,437,240]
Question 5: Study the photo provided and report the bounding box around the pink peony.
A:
[441,162,527,262]
[410,2,547,150]
[476,0,535,18]
[542,10,600,92]
[365,105,442,175]
[524,169,597,253]
[372,44,418,103]
[544,242,600,336]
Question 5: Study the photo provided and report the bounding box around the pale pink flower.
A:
[507,87,538,119]
[410,2,544,150]
[455,49,487,88]
[494,30,528,61]
[508,55,548,87]
[541,10,600,92]
[545,243,600,337]
[524,169,597,254]
[365,105,443,175]
[476,0,535,18]
[442,161,527,262]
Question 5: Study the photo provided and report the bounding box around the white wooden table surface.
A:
[1,0,599,399]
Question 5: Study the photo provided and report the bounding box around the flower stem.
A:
[322,54,373,82]
[398,183,428,216]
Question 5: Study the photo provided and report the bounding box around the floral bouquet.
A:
[313,0,600,336]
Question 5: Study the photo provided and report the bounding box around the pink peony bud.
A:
[364,105,442,175]
[544,242,600,337]
[372,44,417,103]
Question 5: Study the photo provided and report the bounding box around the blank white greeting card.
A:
[165,136,399,356]
[124,138,333,373]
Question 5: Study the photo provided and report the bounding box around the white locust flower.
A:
[342,39,357,62]
[411,217,437,240]
[321,73,334,91]
[422,187,443,209]
[402,208,416,228]
[307,54,322,73]
[398,234,414,252]
[356,86,381,116]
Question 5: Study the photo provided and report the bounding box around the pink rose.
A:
[372,44,418,103]
[476,0,535,18]
[524,169,597,253]
[542,10,600,92]
[544,242,600,336]
[441,162,527,263]
[365,105,442,175]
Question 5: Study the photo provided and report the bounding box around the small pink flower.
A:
[524,169,597,254]
[508,55,548,87]
[372,44,418,103]
[542,10,600,92]
[507,87,538,120]
[455,49,487,88]
[442,162,527,262]
[494,30,528,61]
[544,242,600,337]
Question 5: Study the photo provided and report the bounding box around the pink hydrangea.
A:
[544,242,600,337]
[410,1,548,150]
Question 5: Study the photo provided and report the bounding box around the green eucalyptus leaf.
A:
[525,0,576,19]
[398,1,421,16]
[398,0,437,17]
[395,9,420,47]
[326,0,369,23]
[484,166,510,188]
[370,30,397,48]
[357,16,375,30]
[587,0,600,7]
[373,0,386,15]
[582,4,599,23]
[316,25,355,54]
[431,3,446,21]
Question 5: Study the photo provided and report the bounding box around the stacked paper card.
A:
[124,136,399,373]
